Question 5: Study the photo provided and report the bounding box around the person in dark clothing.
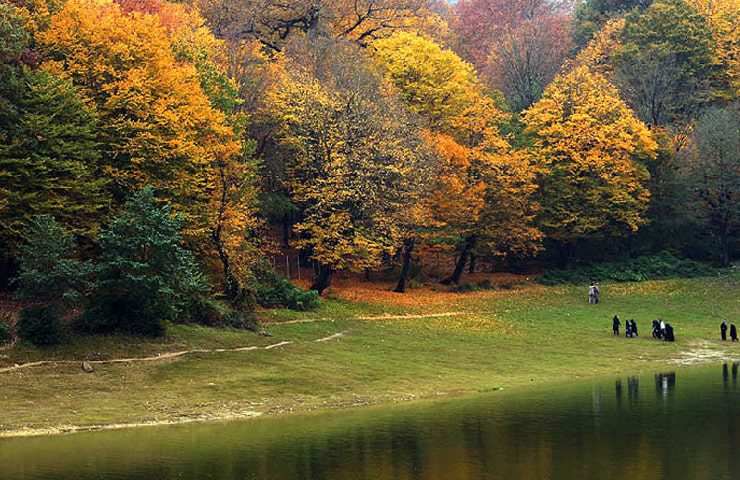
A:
[731,324,739,342]
[613,315,621,336]
[664,323,675,342]
[625,321,633,338]
[652,320,662,339]
[721,320,728,341]
[630,319,638,337]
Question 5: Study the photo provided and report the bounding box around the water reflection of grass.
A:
[0,273,738,436]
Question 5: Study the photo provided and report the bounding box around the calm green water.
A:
[1,364,739,479]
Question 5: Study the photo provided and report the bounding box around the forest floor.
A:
[1,272,738,437]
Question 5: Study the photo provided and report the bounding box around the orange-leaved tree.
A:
[37,0,259,304]
[372,32,541,285]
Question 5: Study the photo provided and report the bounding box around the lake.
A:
[1,363,738,479]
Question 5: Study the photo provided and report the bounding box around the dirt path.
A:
[0,310,487,373]
[315,331,348,342]
[0,340,295,374]
[0,328,355,374]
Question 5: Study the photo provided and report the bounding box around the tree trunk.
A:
[212,227,239,301]
[721,231,731,267]
[394,238,415,293]
[561,242,576,269]
[468,253,477,274]
[442,235,476,285]
[282,213,291,247]
[311,264,334,296]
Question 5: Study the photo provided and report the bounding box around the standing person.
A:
[630,319,638,337]
[588,281,596,304]
[660,319,666,339]
[594,283,601,304]
[652,320,661,339]
[625,320,633,338]
[731,324,739,342]
[721,321,728,341]
[613,315,621,336]
[664,323,675,342]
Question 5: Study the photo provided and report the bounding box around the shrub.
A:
[452,282,478,293]
[0,321,13,346]
[540,252,719,285]
[185,296,229,327]
[223,309,253,329]
[255,270,320,311]
[16,216,90,309]
[17,306,63,346]
[83,294,168,337]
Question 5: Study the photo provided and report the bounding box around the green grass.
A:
[1,273,738,435]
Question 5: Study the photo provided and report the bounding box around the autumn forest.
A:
[0,0,737,342]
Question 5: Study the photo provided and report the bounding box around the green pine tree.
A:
[0,68,106,251]
[86,187,208,336]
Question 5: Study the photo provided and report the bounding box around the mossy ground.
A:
[1,273,738,436]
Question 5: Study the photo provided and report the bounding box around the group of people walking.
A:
[593,281,736,345]
[611,316,738,343]
[720,320,739,342]
[612,316,639,338]
[612,315,675,341]
[651,319,675,341]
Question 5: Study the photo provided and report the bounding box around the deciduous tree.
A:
[573,0,652,47]
[614,0,716,126]
[373,32,541,283]
[271,41,429,294]
[37,0,260,304]
[682,105,739,266]
[685,0,739,101]
[453,0,573,110]
[522,66,656,261]
[195,0,445,51]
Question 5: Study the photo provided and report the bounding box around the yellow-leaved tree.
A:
[270,41,432,294]
[522,66,657,264]
[685,0,739,100]
[372,32,541,285]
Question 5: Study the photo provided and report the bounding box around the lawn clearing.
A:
[1,273,738,437]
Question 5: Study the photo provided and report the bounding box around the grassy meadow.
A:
[1,273,738,436]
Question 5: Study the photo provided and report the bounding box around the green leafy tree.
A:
[614,0,716,126]
[683,105,739,266]
[86,187,209,336]
[573,0,653,47]
[1,3,104,270]
[15,216,89,346]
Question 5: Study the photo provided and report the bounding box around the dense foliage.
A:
[17,305,64,346]
[0,0,737,337]
[540,252,718,285]
[83,188,209,336]
[255,270,320,311]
